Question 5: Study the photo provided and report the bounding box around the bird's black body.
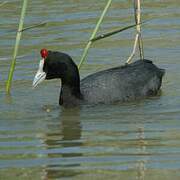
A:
[81,59,165,104]
[38,51,165,107]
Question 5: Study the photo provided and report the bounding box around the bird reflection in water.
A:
[42,108,83,179]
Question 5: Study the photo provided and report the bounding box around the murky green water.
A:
[0,0,180,179]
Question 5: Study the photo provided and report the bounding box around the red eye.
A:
[40,48,48,59]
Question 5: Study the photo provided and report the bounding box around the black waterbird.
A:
[33,49,165,107]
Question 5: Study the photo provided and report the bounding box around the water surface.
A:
[0,0,180,179]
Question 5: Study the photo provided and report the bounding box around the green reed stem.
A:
[20,21,47,32]
[0,1,8,7]
[6,0,28,94]
[90,22,144,42]
[78,0,112,69]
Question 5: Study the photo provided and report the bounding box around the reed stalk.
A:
[78,0,112,69]
[20,21,47,32]
[126,0,144,63]
[91,22,144,42]
[6,0,28,94]
[0,1,8,7]
[134,0,144,60]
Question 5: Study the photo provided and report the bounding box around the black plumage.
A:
[34,51,165,107]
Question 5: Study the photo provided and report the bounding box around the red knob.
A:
[40,49,48,59]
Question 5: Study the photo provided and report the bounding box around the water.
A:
[0,0,180,179]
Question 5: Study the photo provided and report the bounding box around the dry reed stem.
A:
[126,0,144,64]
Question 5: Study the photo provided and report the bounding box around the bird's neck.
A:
[59,68,83,107]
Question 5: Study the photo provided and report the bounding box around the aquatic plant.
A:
[127,0,144,63]
[0,1,8,7]
[78,0,112,69]
[6,0,28,93]
[5,0,144,93]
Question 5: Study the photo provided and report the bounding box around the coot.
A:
[33,49,165,107]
